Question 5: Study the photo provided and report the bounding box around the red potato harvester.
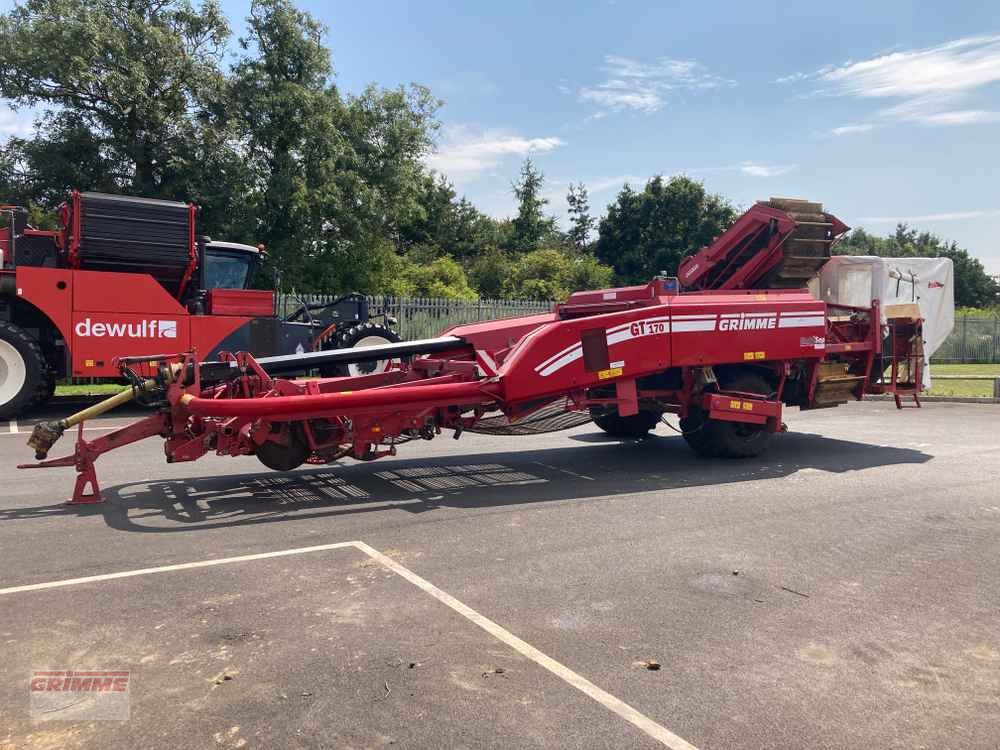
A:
[19,199,925,504]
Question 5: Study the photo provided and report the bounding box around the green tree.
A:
[227,0,439,292]
[508,158,558,253]
[836,224,1000,308]
[397,253,478,300]
[227,0,343,287]
[595,175,736,283]
[568,253,614,292]
[397,173,499,263]
[0,0,231,201]
[504,247,614,301]
[566,182,595,251]
[469,246,510,299]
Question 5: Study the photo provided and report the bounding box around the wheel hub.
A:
[0,339,28,406]
[348,335,396,377]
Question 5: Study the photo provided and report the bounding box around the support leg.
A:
[69,461,102,505]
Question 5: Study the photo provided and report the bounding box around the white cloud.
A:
[577,54,734,115]
[826,123,878,136]
[425,126,566,184]
[586,174,644,193]
[739,162,796,177]
[781,35,1000,132]
[917,109,1000,125]
[773,71,810,85]
[0,106,36,138]
[819,35,1000,100]
[859,209,1000,223]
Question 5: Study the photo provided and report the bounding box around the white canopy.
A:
[815,256,955,387]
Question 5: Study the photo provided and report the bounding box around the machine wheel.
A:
[321,322,401,378]
[0,321,50,419]
[589,408,660,438]
[255,424,310,472]
[681,371,773,458]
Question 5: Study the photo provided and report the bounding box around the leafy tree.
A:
[568,253,614,292]
[227,0,439,292]
[508,158,558,253]
[469,246,510,299]
[595,175,736,284]
[397,253,478,300]
[226,0,343,287]
[504,247,614,301]
[836,225,1000,308]
[397,173,498,263]
[566,182,595,251]
[0,0,231,201]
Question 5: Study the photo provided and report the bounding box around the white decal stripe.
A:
[720,312,773,318]
[671,320,717,332]
[537,316,673,374]
[607,329,633,346]
[539,348,583,376]
[535,340,582,372]
[778,317,826,328]
[779,310,823,317]
[670,314,718,321]
[476,351,499,377]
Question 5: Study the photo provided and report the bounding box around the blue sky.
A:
[3,1,999,272]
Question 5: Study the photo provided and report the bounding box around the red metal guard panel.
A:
[669,291,826,367]
[72,269,188,315]
[206,289,274,317]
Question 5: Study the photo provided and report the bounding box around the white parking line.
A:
[354,542,697,749]
[0,540,698,750]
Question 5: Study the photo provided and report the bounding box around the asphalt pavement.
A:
[1,401,998,749]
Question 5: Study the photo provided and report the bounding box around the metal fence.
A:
[278,294,552,340]
[933,317,1000,363]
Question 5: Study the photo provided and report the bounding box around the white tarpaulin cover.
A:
[816,256,955,387]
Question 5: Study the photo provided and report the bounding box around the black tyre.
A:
[255,424,310,472]
[682,371,773,458]
[679,408,719,457]
[0,321,50,419]
[590,408,660,438]
[319,322,401,378]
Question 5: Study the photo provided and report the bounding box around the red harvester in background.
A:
[0,191,399,417]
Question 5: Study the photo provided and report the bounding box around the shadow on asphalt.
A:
[1,430,932,533]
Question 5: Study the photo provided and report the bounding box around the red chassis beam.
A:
[19,279,919,504]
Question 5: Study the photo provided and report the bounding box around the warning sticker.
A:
[801,336,826,350]
[597,366,623,380]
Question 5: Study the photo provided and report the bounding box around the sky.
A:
[3,1,1000,273]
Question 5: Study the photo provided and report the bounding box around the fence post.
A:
[994,377,1000,400]
[961,316,968,363]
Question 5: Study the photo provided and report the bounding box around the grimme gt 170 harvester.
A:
[20,199,926,504]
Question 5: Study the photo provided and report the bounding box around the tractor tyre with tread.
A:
[0,321,51,419]
[590,408,660,438]
[682,371,773,458]
[255,424,310,472]
[320,322,401,378]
